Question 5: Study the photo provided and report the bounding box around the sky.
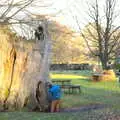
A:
[13,0,89,32]
[25,0,90,31]
[48,0,89,31]
[43,0,120,32]
[2,0,120,37]
[44,0,94,31]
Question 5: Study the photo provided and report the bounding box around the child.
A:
[48,84,62,112]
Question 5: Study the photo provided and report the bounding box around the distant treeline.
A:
[50,64,91,70]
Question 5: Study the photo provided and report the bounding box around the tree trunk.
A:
[0,26,50,111]
[99,53,108,70]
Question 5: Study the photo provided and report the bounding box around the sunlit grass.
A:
[50,73,87,79]
[50,71,119,92]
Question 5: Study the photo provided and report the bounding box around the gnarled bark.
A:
[0,26,50,111]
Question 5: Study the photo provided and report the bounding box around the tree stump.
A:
[0,26,50,111]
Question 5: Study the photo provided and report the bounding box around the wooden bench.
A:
[92,73,103,81]
[116,72,120,76]
[116,72,120,82]
[52,79,71,86]
[61,85,81,94]
[52,80,81,94]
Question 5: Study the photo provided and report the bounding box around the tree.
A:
[0,0,53,111]
[0,0,54,24]
[76,0,120,69]
[49,21,88,64]
[50,22,74,64]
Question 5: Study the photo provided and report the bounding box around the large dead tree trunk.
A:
[0,25,50,111]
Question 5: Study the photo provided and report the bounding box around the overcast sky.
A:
[7,0,120,37]
[50,0,89,31]
[45,0,120,32]
[24,0,91,31]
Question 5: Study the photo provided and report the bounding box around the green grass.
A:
[51,70,120,109]
[1,70,120,120]
[0,109,120,120]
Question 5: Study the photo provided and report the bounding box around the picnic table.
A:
[52,79,81,94]
[92,73,103,81]
[52,79,71,85]
[116,71,120,82]
[116,72,120,76]
[61,84,81,94]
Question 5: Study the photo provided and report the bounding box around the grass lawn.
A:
[1,70,120,120]
[50,70,120,109]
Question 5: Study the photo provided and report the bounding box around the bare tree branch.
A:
[74,0,120,69]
